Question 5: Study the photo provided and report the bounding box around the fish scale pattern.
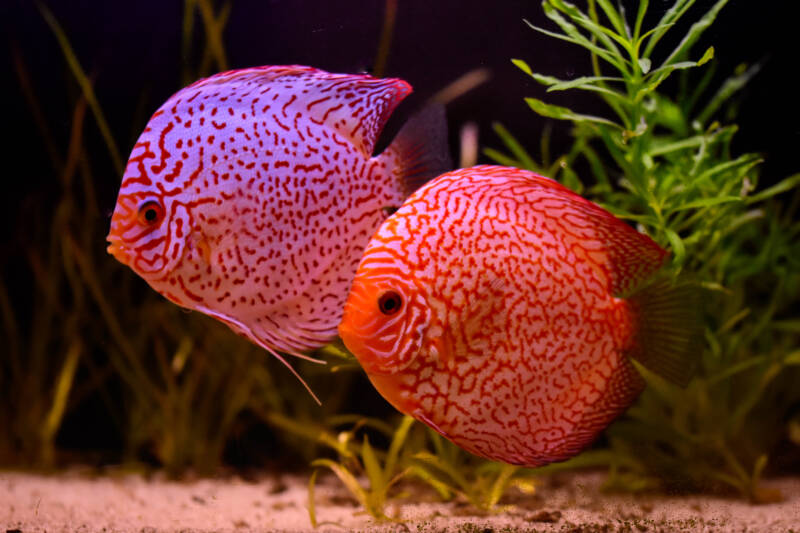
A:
[342,165,668,466]
[108,66,412,355]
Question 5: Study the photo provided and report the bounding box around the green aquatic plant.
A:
[260,411,416,522]
[489,0,800,499]
[408,430,538,512]
[293,414,538,524]
[0,65,88,466]
[308,415,416,522]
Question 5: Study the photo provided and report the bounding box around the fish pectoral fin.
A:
[429,332,457,370]
[459,275,508,344]
[187,233,212,264]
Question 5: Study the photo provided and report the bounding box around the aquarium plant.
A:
[489,0,800,501]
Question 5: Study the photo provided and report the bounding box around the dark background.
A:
[4,0,797,216]
[1,0,797,466]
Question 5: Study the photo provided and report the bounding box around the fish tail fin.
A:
[626,276,704,387]
[378,103,452,198]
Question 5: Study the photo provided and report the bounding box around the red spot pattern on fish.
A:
[107,66,450,395]
[339,165,689,466]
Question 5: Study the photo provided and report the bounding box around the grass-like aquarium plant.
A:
[489,0,800,501]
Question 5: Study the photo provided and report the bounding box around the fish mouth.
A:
[106,235,130,266]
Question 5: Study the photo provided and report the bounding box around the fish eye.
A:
[138,200,165,226]
[378,291,403,316]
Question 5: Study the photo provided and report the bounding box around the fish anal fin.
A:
[625,277,703,387]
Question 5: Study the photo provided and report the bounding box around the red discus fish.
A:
[106,65,449,398]
[339,165,698,466]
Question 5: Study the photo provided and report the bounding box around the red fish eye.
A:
[378,291,403,316]
[137,200,165,226]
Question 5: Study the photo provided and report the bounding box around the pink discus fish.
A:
[106,65,449,397]
[339,165,698,466]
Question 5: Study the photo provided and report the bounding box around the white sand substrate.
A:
[2,470,799,532]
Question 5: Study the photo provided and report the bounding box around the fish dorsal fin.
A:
[379,103,453,196]
[183,65,412,157]
[569,197,668,296]
[497,166,669,296]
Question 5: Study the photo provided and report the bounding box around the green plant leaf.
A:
[405,464,455,500]
[662,0,731,66]
[592,0,628,36]
[531,72,562,86]
[697,63,761,125]
[663,228,686,265]
[525,97,619,127]
[772,320,800,333]
[491,122,540,171]
[527,72,627,100]
[311,458,370,510]
[487,463,519,508]
[633,0,650,42]
[549,0,632,53]
[746,173,800,204]
[524,12,626,74]
[384,415,415,481]
[41,341,81,446]
[670,196,742,212]
[307,469,319,527]
[483,147,522,168]
[637,22,675,51]
[647,60,709,78]
[511,58,533,76]
[547,75,624,91]
[688,154,763,194]
[413,451,471,490]
[37,2,124,175]
[697,46,715,66]
[362,435,384,494]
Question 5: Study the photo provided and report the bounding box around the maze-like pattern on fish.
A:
[343,165,668,466]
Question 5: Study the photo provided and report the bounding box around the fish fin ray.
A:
[556,198,667,296]
[379,103,452,196]
[260,342,323,405]
[626,276,703,387]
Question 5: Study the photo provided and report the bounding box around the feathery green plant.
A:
[488,0,800,500]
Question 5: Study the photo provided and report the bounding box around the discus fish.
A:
[106,65,450,399]
[339,165,698,466]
